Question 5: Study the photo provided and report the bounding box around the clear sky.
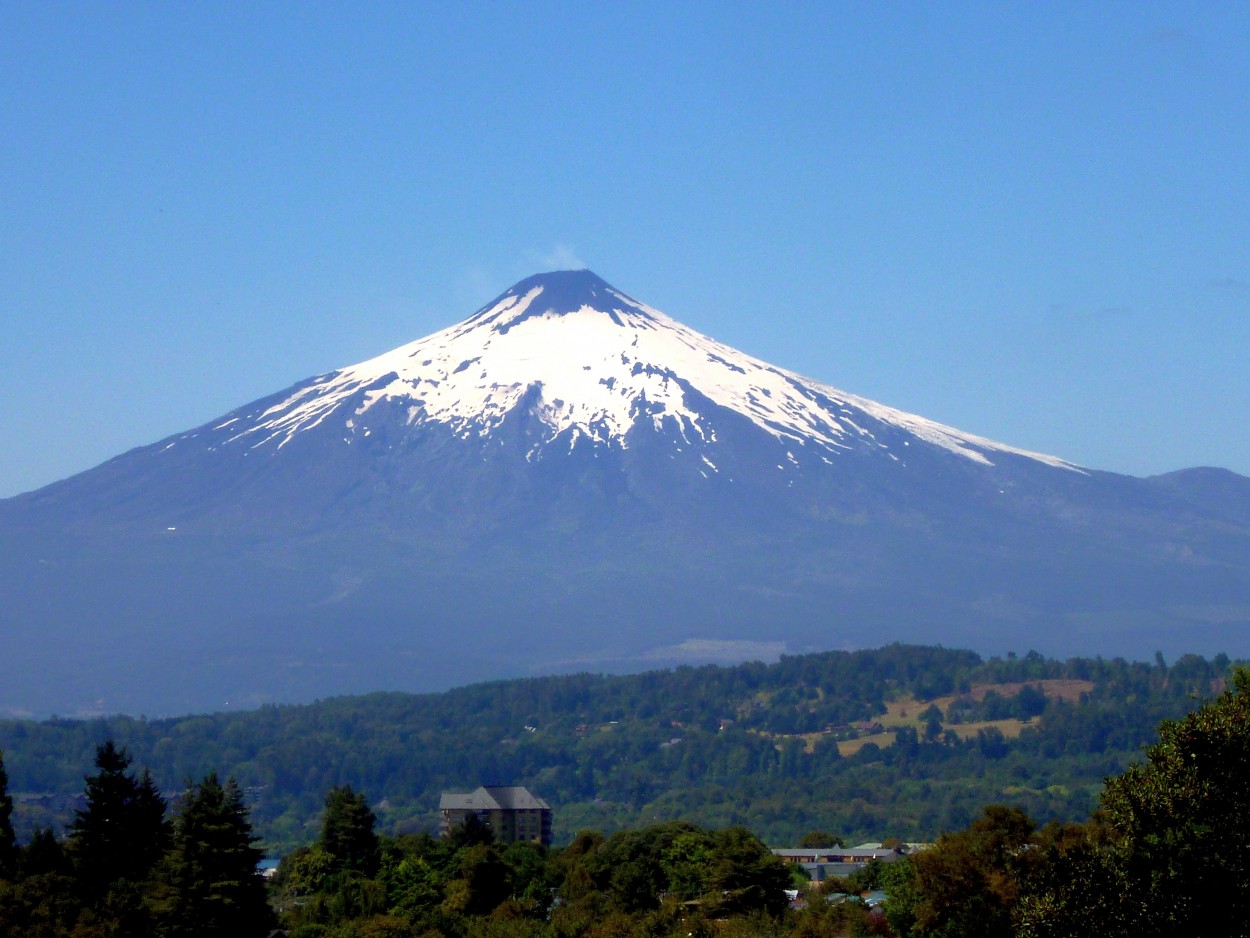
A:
[2,2,1247,498]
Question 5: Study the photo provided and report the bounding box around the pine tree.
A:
[0,748,15,880]
[156,773,273,938]
[67,740,168,898]
[134,768,172,873]
[320,784,379,876]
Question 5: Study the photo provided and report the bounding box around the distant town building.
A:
[438,785,553,847]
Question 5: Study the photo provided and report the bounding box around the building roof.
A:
[439,785,550,812]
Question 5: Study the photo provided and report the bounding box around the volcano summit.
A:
[190,269,1073,470]
[3,270,1248,716]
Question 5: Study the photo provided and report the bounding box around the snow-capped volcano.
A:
[190,269,1075,471]
[3,269,1248,718]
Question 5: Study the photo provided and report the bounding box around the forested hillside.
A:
[0,645,1234,853]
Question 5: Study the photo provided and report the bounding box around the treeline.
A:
[0,645,1235,851]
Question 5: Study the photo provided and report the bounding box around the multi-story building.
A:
[438,785,553,847]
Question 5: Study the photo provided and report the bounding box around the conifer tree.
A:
[67,740,168,898]
[0,748,15,880]
[134,768,172,873]
[320,783,379,876]
[156,773,273,938]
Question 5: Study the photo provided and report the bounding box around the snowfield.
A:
[184,270,1079,472]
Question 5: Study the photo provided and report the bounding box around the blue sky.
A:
[2,2,1247,497]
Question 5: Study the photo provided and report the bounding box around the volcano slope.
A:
[3,270,1248,716]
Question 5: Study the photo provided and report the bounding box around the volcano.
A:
[3,270,1248,716]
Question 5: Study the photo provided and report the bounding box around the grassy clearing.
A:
[760,679,1095,756]
[833,679,1093,756]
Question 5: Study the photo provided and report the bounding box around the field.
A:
[762,679,1096,756]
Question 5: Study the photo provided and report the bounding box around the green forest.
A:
[0,644,1235,854]
[2,663,1248,937]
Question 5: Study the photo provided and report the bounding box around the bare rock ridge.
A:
[2,270,1248,717]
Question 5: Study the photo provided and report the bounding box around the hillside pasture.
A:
[827,679,1094,756]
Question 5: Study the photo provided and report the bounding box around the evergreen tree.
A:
[134,768,171,873]
[67,740,168,898]
[0,748,15,880]
[155,773,273,938]
[320,783,380,876]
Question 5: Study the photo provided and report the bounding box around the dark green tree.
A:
[320,783,380,876]
[0,822,79,938]
[154,773,273,938]
[441,843,511,918]
[499,840,556,913]
[900,804,1037,938]
[798,829,845,848]
[705,825,792,917]
[18,828,69,879]
[67,740,169,899]
[581,823,675,914]
[0,748,15,880]
[1014,820,1122,938]
[447,811,495,848]
[1014,684,1048,720]
[1096,667,1250,936]
[378,837,446,925]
